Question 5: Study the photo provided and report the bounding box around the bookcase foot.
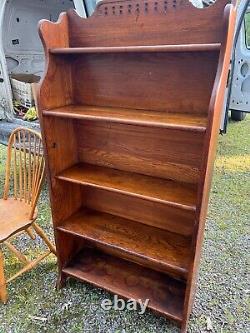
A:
[56,272,67,290]
[180,321,188,333]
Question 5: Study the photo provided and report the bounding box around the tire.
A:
[231,110,247,121]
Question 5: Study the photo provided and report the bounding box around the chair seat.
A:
[0,198,37,242]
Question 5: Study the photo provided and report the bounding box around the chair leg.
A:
[0,248,8,304]
[32,222,57,255]
[4,241,30,265]
[7,250,51,284]
[26,227,36,240]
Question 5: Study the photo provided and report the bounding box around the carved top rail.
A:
[39,0,233,48]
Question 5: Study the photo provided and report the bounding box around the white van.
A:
[0,0,87,121]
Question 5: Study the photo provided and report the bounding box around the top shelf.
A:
[50,43,221,54]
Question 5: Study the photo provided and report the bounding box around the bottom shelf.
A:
[62,247,186,323]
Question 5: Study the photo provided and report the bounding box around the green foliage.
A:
[23,107,38,121]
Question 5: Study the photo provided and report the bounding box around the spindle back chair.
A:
[0,127,56,304]
[3,127,45,218]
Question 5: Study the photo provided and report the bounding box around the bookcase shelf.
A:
[62,247,186,322]
[43,105,207,132]
[56,163,197,211]
[57,208,192,278]
[50,43,221,54]
[38,1,236,331]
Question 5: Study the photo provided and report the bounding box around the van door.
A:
[0,1,13,120]
[229,1,250,120]
[0,0,80,120]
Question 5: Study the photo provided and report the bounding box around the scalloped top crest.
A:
[93,0,230,17]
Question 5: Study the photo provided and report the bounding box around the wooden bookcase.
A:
[38,1,236,331]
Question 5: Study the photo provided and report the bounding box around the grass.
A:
[0,116,249,333]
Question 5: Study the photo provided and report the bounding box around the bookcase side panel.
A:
[39,13,73,110]
[181,4,237,331]
[38,16,83,272]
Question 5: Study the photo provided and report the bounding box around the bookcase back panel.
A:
[67,0,230,47]
[83,187,195,236]
[72,52,219,114]
[76,120,204,183]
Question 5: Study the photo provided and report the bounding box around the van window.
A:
[245,12,250,49]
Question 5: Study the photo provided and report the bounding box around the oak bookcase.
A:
[38,1,236,331]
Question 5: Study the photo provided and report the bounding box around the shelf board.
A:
[63,247,185,321]
[50,43,221,54]
[56,163,197,211]
[43,105,207,132]
[58,208,192,278]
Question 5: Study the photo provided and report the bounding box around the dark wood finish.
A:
[62,247,186,322]
[43,105,207,132]
[72,52,219,114]
[66,1,231,46]
[57,163,197,210]
[50,43,221,54]
[57,208,192,278]
[77,121,204,184]
[83,187,195,237]
[37,1,236,331]
[181,4,237,332]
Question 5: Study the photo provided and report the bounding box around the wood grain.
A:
[43,105,207,132]
[63,247,186,322]
[0,249,8,304]
[50,43,221,54]
[57,208,192,278]
[72,52,219,114]
[67,0,230,46]
[83,187,195,236]
[38,14,72,110]
[77,121,204,184]
[57,163,197,210]
[40,117,82,224]
[181,4,237,332]
[38,16,83,274]
[3,128,45,217]
[0,128,56,304]
[37,0,236,330]
[0,198,36,242]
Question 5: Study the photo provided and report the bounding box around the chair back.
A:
[3,127,45,219]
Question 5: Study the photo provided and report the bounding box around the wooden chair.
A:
[0,127,56,304]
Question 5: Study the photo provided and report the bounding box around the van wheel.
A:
[231,110,246,121]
